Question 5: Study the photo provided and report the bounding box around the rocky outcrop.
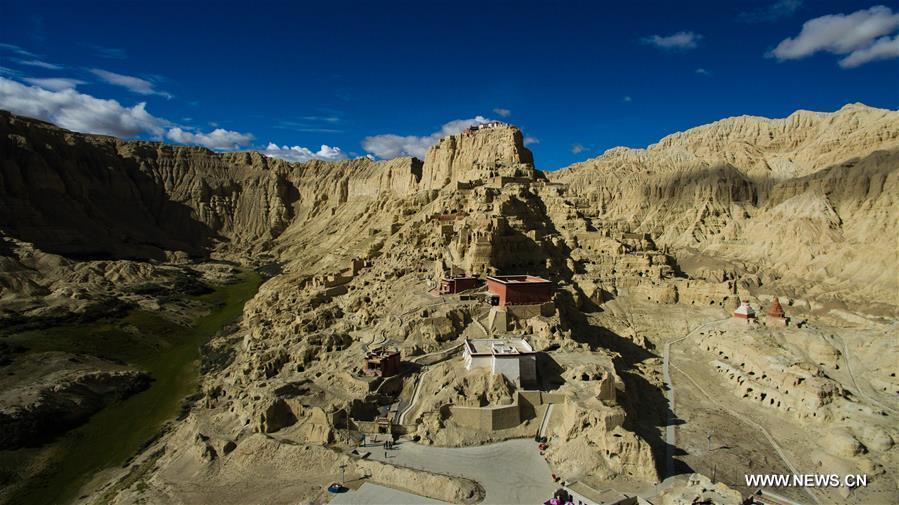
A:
[652,473,742,505]
[0,111,423,261]
[421,123,536,189]
[550,104,899,312]
[546,403,657,482]
[650,103,899,179]
[0,352,151,449]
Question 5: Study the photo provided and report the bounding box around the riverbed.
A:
[0,269,261,505]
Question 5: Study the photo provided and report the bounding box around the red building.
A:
[439,276,482,294]
[363,348,401,377]
[486,275,552,306]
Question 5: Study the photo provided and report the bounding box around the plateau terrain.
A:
[0,104,896,505]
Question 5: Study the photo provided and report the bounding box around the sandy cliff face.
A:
[421,124,535,189]
[550,104,899,312]
[4,104,894,309]
[1,105,896,503]
[651,104,899,179]
[0,111,422,261]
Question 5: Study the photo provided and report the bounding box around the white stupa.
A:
[733,300,756,320]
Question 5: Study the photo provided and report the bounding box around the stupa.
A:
[733,300,756,321]
[767,296,788,326]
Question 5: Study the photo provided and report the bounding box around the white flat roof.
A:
[465,338,534,356]
[485,275,551,285]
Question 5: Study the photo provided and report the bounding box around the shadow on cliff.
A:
[490,183,694,476]
[620,368,694,479]
[0,113,221,260]
[488,186,577,280]
[555,289,692,479]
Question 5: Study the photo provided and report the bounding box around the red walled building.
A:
[486,275,552,306]
[439,276,482,294]
[363,348,401,377]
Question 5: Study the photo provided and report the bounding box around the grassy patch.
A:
[1,270,261,505]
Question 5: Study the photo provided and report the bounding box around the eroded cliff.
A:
[1,104,896,505]
[550,104,899,313]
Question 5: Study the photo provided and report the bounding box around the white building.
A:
[463,338,537,387]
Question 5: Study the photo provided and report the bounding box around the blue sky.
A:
[1,0,897,169]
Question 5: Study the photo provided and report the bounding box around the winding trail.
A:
[395,343,464,425]
[670,363,821,505]
[663,335,686,477]
[830,327,898,417]
[396,366,436,425]
[663,318,820,505]
[663,319,727,476]
[472,318,489,337]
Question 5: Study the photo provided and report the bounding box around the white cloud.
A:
[0,76,166,137]
[695,67,710,75]
[1,76,347,157]
[623,95,633,102]
[90,68,172,98]
[770,5,899,67]
[839,34,899,67]
[739,0,803,23]
[523,135,539,146]
[301,115,340,123]
[275,120,342,133]
[493,107,511,118]
[23,77,85,91]
[362,115,493,159]
[17,59,64,70]
[261,142,347,163]
[642,31,702,50]
[0,43,38,58]
[166,127,254,150]
[571,143,588,154]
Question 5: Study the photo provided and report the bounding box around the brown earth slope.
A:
[0,105,896,504]
[550,104,898,314]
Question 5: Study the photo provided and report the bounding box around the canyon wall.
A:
[550,104,899,311]
[3,104,896,310]
[421,124,535,189]
[0,111,422,260]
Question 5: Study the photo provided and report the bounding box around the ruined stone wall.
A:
[449,402,522,431]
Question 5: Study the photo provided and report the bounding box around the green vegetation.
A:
[1,270,261,505]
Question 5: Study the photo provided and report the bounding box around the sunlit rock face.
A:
[550,104,899,311]
[1,104,897,505]
[421,123,536,190]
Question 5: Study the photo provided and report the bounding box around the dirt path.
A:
[663,318,727,475]
[538,403,554,439]
[831,327,899,416]
[669,363,821,505]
